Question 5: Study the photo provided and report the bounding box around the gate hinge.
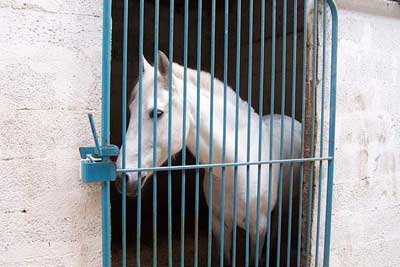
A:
[79,114,119,183]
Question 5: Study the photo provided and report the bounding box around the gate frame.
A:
[93,0,338,266]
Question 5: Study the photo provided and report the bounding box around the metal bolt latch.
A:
[79,114,119,183]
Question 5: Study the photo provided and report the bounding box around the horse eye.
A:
[149,109,164,119]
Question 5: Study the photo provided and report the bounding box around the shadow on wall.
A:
[110,0,307,266]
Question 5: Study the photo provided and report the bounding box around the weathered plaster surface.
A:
[1,0,399,266]
[0,1,103,266]
[312,1,400,266]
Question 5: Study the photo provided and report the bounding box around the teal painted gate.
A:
[80,0,338,266]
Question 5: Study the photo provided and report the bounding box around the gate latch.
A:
[79,114,119,183]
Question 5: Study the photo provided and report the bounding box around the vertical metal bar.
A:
[167,0,174,266]
[121,0,128,265]
[324,1,338,266]
[255,0,266,265]
[137,0,145,265]
[245,0,254,265]
[219,0,229,265]
[101,0,112,265]
[286,0,298,266]
[232,0,242,265]
[152,3,160,266]
[180,0,189,266]
[153,0,160,266]
[265,0,276,265]
[296,0,308,265]
[276,0,288,266]
[194,0,202,266]
[306,0,318,265]
[207,0,216,266]
[315,1,327,265]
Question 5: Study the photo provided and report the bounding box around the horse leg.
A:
[223,223,233,266]
[250,212,268,266]
[212,215,222,263]
[256,221,268,266]
[212,216,233,266]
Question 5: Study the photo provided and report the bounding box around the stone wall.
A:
[312,1,400,266]
[0,1,103,266]
[2,0,399,266]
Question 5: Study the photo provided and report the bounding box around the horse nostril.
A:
[114,173,144,197]
[115,174,123,193]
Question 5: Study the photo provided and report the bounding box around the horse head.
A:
[115,51,190,197]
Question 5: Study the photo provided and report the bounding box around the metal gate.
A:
[80,0,338,266]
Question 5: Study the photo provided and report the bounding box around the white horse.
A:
[116,51,302,265]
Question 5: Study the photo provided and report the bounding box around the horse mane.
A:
[171,62,255,117]
[129,60,257,121]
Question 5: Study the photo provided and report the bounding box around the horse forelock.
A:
[128,69,167,106]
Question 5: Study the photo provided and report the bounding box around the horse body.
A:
[116,51,302,264]
[172,56,302,264]
[198,114,301,264]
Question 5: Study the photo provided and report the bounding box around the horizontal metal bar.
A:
[79,145,119,159]
[117,157,333,173]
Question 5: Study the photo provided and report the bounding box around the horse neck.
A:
[185,81,261,165]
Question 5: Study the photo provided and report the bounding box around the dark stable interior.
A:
[110,0,308,266]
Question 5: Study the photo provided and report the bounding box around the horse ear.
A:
[158,50,169,76]
[141,54,151,72]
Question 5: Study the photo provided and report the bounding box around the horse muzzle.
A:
[115,172,148,197]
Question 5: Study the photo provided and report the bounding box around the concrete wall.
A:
[312,1,400,266]
[0,1,103,266]
[1,0,399,266]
